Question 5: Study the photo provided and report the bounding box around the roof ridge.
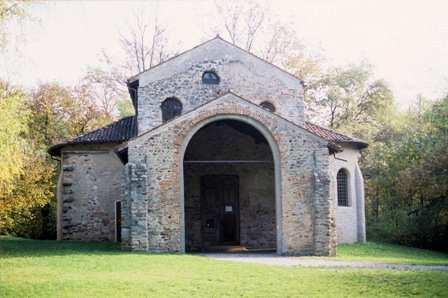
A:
[127,36,303,85]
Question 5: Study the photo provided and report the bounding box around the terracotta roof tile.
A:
[304,122,367,148]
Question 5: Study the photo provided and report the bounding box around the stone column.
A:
[312,147,336,256]
[121,164,131,249]
[122,162,148,251]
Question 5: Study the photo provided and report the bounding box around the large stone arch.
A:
[123,93,336,256]
[179,114,283,254]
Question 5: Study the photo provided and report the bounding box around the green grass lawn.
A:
[335,242,448,265]
[1,236,447,297]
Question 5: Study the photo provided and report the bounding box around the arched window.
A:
[202,71,220,84]
[337,169,349,207]
[260,101,275,112]
[161,97,182,122]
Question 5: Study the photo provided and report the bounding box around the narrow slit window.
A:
[337,169,349,207]
[161,97,183,122]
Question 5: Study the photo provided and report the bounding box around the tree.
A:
[300,63,394,131]
[80,68,128,118]
[0,81,28,197]
[119,11,170,74]
[364,96,448,251]
[28,83,111,147]
[214,0,265,52]
[210,0,302,65]
[0,151,55,238]
[0,0,27,48]
[117,99,135,118]
[1,82,112,238]
[83,8,173,118]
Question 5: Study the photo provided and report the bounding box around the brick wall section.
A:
[125,93,336,255]
[58,144,123,241]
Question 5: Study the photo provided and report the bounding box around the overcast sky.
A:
[2,0,448,107]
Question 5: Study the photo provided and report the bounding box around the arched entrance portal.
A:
[182,118,278,252]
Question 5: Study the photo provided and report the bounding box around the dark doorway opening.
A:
[183,119,276,253]
[115,201,121,242]
[201,175,239,248]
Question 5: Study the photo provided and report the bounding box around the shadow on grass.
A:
[0,236,118,257]
[0,236,187,259]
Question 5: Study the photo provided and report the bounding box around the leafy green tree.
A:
[306,63,394,130]
[365,96,448,251]
[0,81,28,198]
[1,82,112,238]
[28,82,111,148]
[0,151,54,237]
[117,99,135,118]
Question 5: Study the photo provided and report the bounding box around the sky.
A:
[2,0,448,108]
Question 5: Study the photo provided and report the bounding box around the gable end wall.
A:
[124,94,336,255]
[137,40,304,132]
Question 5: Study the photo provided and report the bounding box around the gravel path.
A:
[203,253,448,271]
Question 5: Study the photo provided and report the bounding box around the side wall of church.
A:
[329,146,366,244]
[57,144,123,242]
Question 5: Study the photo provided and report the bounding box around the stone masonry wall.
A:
[125,93,335,255]
[137,38,304,132]
[58,144,123,241]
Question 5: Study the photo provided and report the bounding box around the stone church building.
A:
[49,37,367,256]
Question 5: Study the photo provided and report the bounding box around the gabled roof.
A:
[127,36,304,86]
[48,105,367,157]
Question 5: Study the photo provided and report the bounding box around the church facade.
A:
[49,37,367,256]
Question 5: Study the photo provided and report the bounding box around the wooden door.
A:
[201,175,239,247]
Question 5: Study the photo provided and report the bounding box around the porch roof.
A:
[48,114,367,157]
